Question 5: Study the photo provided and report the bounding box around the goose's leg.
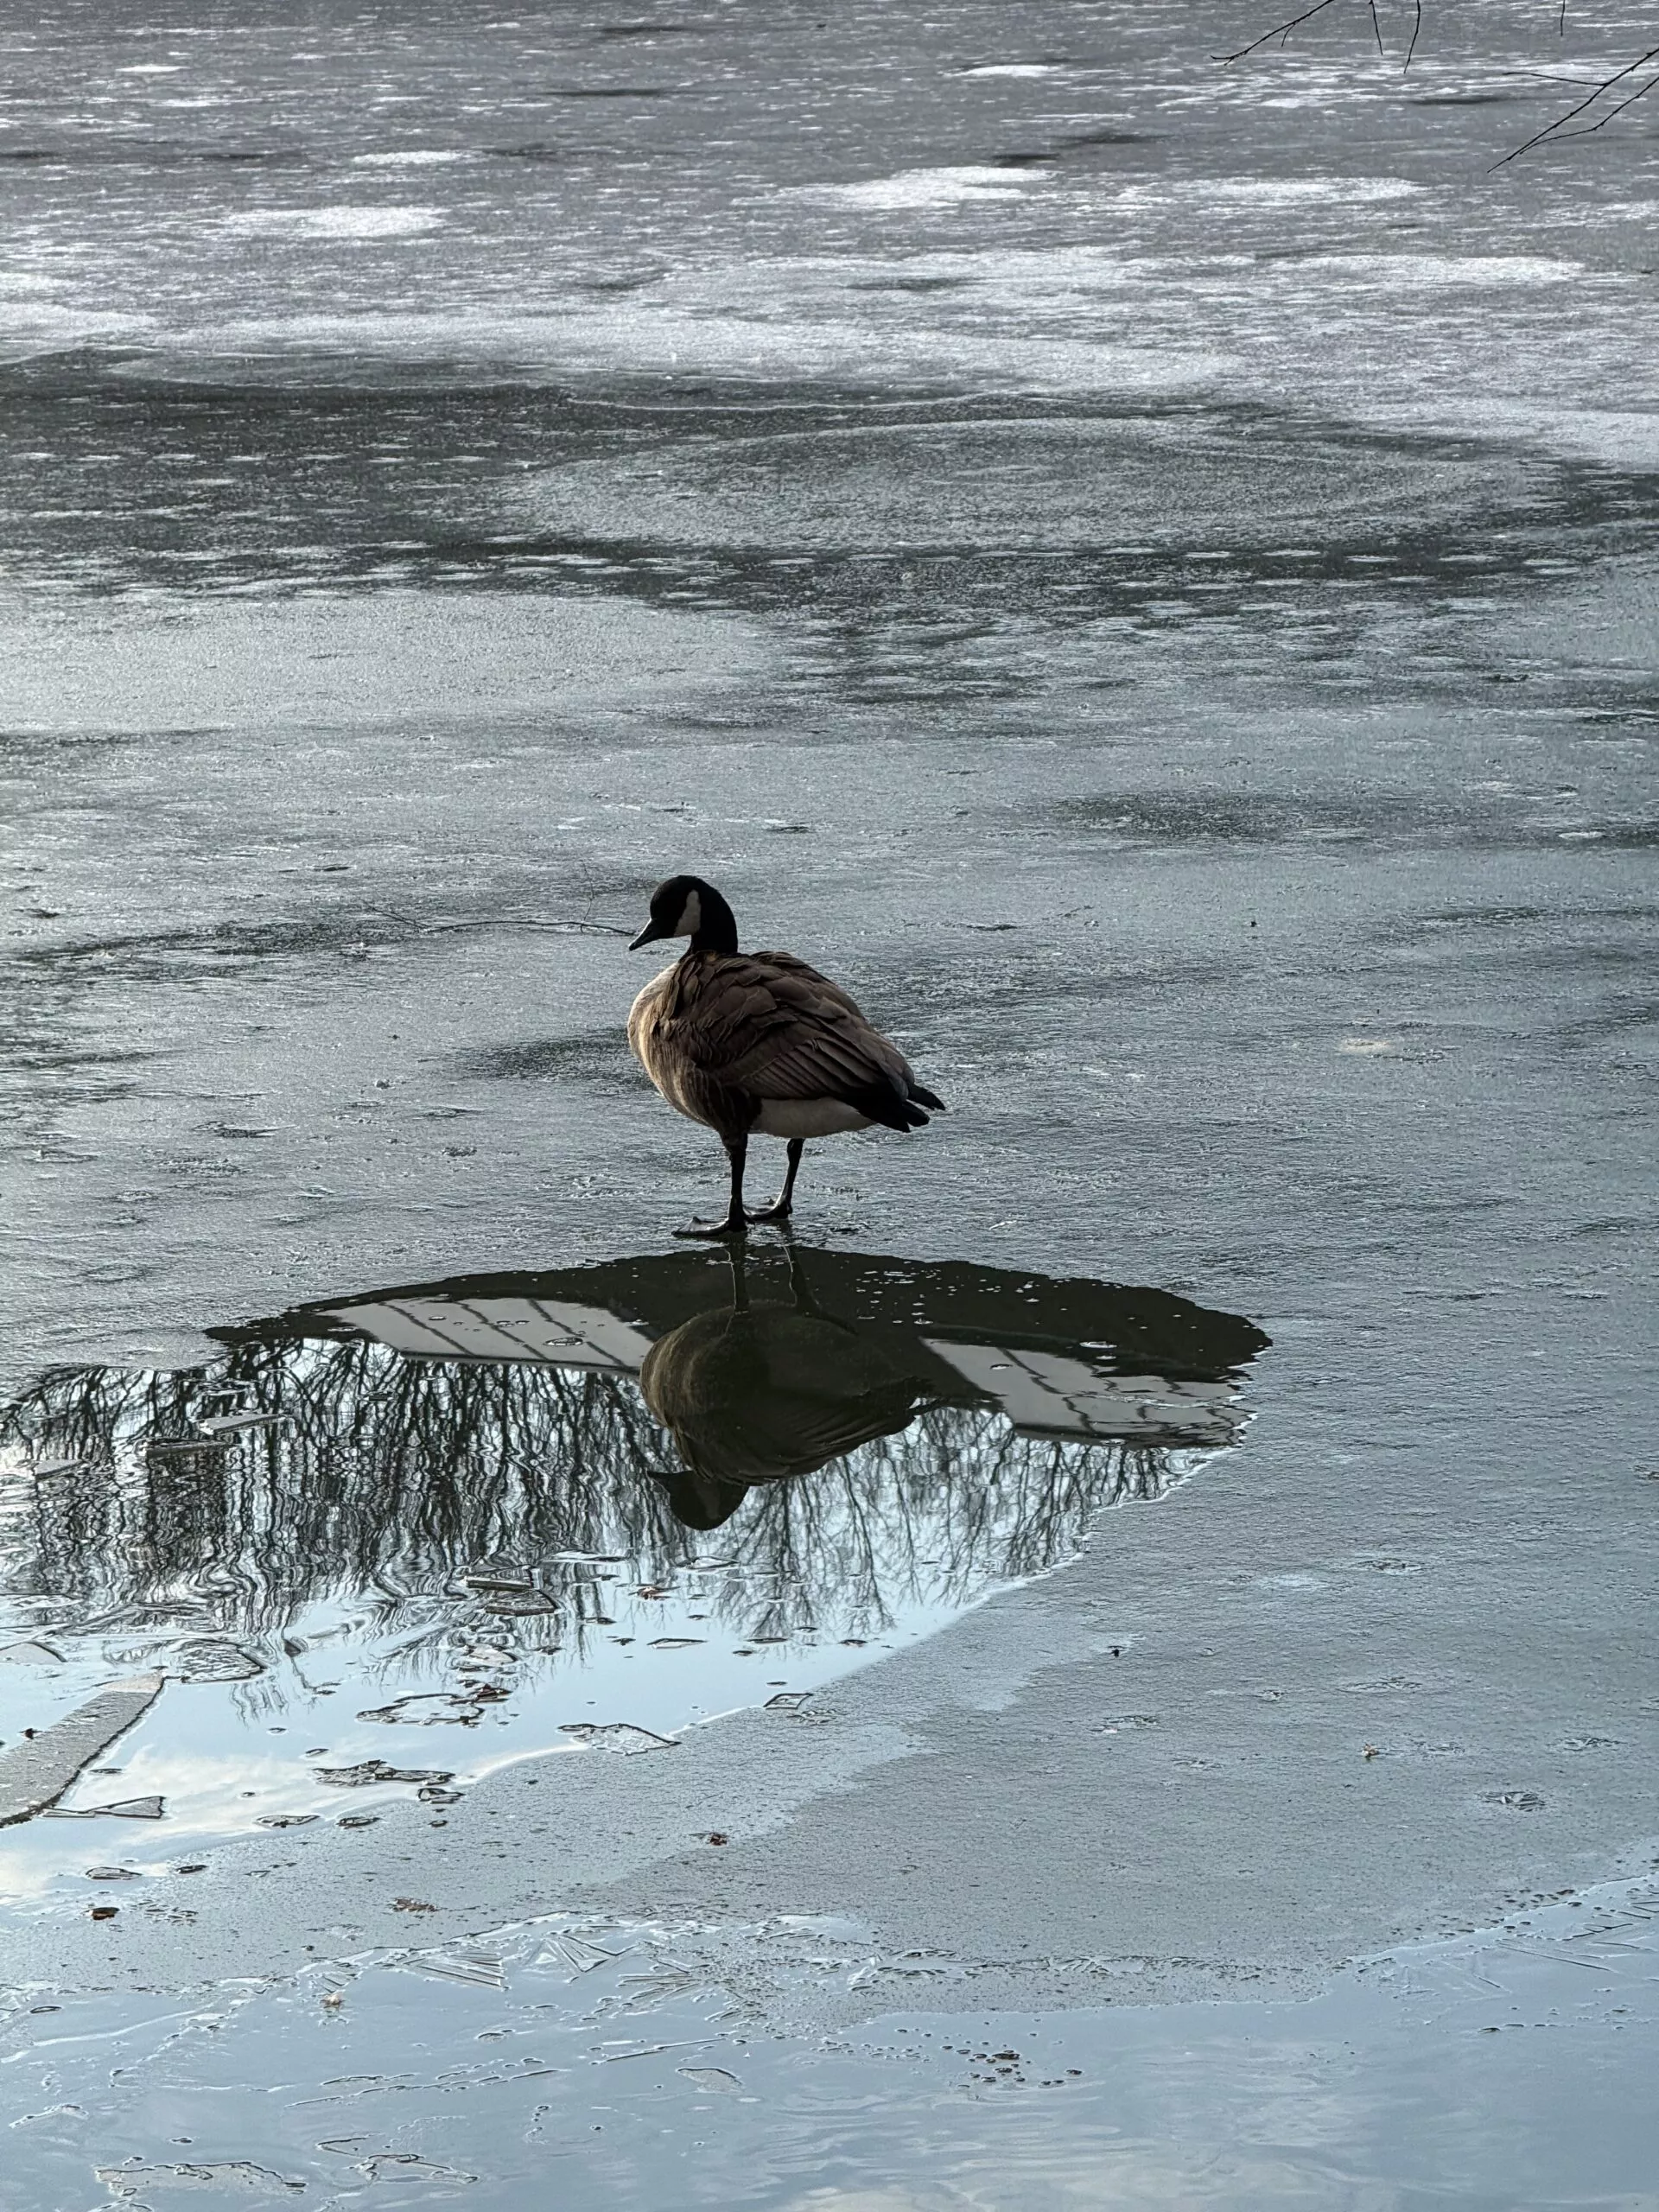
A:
[746,1137,804,1225]
[675,1132,750,1239]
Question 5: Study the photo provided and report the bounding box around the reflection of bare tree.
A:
[1,1338,1196,1672]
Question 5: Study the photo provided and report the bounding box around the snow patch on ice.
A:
[1299,253,1581,287]
[352,150,475,167]
[1120,176,1421,207]
[821,166,1036,208]
[220,206,445,238]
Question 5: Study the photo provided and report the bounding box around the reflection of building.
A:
[260,1247,1266,1463]
[322,1299,652,1372]
[231,1245,1268,1524]
[922,1344,1243,1447]
[316,1259,1256,1459]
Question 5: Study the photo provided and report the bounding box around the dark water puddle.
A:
[0,1243,1265,1890]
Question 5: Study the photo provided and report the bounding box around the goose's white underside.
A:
[752,1096,873,1139]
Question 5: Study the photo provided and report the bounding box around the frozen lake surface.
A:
[3,0,1657,2203]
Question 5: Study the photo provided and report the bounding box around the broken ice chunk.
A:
[558,1723,677,1755]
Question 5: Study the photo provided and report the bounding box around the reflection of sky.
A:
[0,1584,974,1898]
[0,1336,1225,1900]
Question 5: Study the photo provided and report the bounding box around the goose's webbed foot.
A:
[673,1213,749,1240]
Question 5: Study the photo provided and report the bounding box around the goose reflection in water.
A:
[0,1245,1268,1731]
[639,1243,924,1529]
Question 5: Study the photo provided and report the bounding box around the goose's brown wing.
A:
[673,951,918,1108]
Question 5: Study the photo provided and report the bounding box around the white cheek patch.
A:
[677,888,702,938]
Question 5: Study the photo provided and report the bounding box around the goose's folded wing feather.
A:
[669,952,913,1103]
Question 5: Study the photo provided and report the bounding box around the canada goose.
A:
[627,874,944,1237]
[639,1240,922,1526]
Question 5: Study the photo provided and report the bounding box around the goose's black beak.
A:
[629,919,671,950]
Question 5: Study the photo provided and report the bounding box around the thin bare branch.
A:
[1214,0,1344,67]
[1547,60,1659,139]
[1403,0,1423,73]
[1370,0,1385,60]
[1494,40,1659,165]
[1494,66,1637,86]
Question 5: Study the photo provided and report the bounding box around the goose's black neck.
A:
[689,882,739,957]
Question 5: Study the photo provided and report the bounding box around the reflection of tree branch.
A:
[1,1341,1212,1680]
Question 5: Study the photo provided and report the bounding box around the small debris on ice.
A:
[315,1760,454,1789]
[558,1722,677,1755]
[679,2065,741,2092]
[48,1795,166,1820]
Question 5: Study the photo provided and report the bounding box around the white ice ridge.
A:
[219,207,445,238]
[821,167,1038,208]
[1116,176,1422,206]
[1290,253,1583,287]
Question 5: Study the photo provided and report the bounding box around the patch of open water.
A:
[0,1243,1265,1894]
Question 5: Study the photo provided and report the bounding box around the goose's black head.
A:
[629,874,739,957]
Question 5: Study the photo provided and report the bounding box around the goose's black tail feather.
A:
[842,1079,945,1133]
